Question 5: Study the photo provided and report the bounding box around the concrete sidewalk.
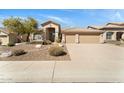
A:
[1,44,124,82]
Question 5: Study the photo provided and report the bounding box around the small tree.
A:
[3,17,39,42]
[3,17,24,42]
[23,17,38,42]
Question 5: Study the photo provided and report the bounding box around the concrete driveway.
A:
[1,44,124,82]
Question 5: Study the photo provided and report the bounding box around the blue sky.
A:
[0,9,124,28]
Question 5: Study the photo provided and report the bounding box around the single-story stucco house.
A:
[0,20,124,45]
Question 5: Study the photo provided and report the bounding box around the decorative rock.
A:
[0,51,2,54]
[35,44,42,48]
[59,43,64,47]
[0,51,12,57]
[15,42,26,46]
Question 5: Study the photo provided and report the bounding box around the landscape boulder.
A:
[0,50,12,57]
[35,44,42,48]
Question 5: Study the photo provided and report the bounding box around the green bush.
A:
[8,43,15,47]
[13,49,26,56]
[49,46,66,56]
[42,40,52,45]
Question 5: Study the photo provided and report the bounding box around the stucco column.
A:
[55,29,59,42]
[99,34,104,43]
[44,28,47,40]
[29,33,34,42]
[75,34,79,44]
[112,32,117,40]
[55,33,58,42]
[102,32,107,42]
[62,34,66,43]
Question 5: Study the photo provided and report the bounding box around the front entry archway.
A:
[46,27,55,42]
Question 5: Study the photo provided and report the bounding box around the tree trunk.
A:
[16,33,20,43]
[26,33,30,42]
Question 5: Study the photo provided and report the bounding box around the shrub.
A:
[49,46,66,56]
[56,38,61,43]
[42,40,52,45]
[13,49,26,56]
[8,43,15,47]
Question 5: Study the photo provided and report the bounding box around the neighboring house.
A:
[0,28,17,45]
[0,28,28,45]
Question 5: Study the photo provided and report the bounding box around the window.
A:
[34,34,43,40]
[106,32,113,39]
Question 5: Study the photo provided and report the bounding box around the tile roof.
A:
[87,22,124,30]
[62,28,104,35]
[106,22,124,26]
[41,20,60,27]
[0,27,10,34]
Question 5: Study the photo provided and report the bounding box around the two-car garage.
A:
[62,28,104,44]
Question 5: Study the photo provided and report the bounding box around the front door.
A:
[47,28,55,42]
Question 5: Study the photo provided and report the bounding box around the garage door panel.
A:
[66,35,75,43]
[79,35,99,43]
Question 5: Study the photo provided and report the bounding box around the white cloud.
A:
[109,11,124,21]
[40,14,74,27]
[114,12,123,20]
[46,16,68,23]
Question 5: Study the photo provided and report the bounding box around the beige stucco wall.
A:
[0,36,9,45]
[0,33,18,45]
[79,35,100,43]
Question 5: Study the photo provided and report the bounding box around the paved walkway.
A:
[1,44,124,82]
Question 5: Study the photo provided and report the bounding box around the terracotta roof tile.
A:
[62,28,104,35]
[0,27,10,34]
[41,20,60,26]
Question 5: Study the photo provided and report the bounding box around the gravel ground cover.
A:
[0,44,70,61]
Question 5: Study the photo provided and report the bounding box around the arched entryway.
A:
[46,27,55,42]
[116,32,123,41]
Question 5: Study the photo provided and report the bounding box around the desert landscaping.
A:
[0,42,70,61]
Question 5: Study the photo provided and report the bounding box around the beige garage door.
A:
[66,35,75,43]
[79,35,100,43]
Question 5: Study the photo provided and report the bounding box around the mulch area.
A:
[0,44,71,61]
